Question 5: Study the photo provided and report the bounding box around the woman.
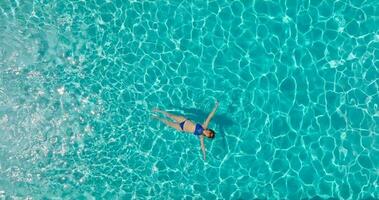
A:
[151,101,219,160]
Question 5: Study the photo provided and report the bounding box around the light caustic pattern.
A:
[0,0,378,199]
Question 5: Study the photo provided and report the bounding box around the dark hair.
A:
[207,129,215,139]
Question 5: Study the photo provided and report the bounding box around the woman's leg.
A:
[152,109,186,122]
[152,115,182,131]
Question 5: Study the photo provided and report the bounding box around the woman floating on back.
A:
[152,100,219,160]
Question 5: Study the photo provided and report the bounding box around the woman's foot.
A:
[151,114,160,120]
[152,108,161,113]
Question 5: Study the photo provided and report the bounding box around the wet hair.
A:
[206,129,215,139]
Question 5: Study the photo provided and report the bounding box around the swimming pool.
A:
[0,0,378,199]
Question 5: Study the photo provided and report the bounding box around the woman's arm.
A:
[200,135,206,160]
[203,101,219,129]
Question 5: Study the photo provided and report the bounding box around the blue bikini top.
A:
[194,124,204,136]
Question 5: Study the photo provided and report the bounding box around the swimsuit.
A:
[179,120,204,136]
[194,123,204,136]
[179,120,186,130]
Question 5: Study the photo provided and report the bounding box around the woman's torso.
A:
[182,119,203,134]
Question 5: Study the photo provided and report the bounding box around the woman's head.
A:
[203,129,215,139]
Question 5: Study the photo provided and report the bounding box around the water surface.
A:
[0,0,378,199]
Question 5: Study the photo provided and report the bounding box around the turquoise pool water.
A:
[0,0,378,199]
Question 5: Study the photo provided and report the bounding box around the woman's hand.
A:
[200,135,206,160]
[203,100,219,129]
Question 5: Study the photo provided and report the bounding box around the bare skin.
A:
[152,101,219,160]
